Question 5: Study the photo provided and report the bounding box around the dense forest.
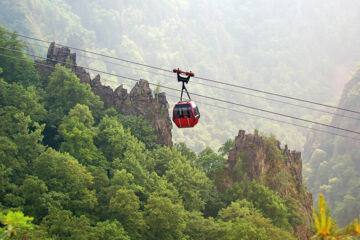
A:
[0,27,299,239]
[1,1,360,239]
[1,26,360,240]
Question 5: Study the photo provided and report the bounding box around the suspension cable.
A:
[1,49,360,136]
[165,93,360,142]
[1,28,359,114]
[8,43,360,121]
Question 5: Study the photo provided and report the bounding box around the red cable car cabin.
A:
[172,101,200,128]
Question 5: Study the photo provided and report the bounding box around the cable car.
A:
[172,68,200,128]
[173,101,200,128]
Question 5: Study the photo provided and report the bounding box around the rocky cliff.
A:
[36,42,173,146]
[217,130,313,240]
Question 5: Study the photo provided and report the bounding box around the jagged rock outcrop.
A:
[36,42,173,146]
[218,130,313,240]
[91,77,173,147]
[36,42,92,85]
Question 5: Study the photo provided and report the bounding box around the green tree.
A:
[0,79,46,122]
[144,194,186,240]
[59,104,104,165]
[198,147,226,179]
[0,26,40,87]
[0,210,48,239]
[174,142,197,163]
[183,211,219,240]
[218,139,235,157]
[91,220,130,240]
[41,208,91,240]
[96,115,149,187]
[0,210,33,238]
[247,181,291,230]
[43,64,103,147]
[109,189,146,239]
[34,148,97,215]
[165,152,213,211]
[118,114,158,150]
[0,106,44,183]
[217,199,296,240]
[20,175,48,222]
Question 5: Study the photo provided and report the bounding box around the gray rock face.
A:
[92,78,173,147]
[36,43,173,147]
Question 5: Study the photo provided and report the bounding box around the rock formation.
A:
[217,130,313,240]
[91,77,173,147]
[35,42,173,146]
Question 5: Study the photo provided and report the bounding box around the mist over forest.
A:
[1,0,360,151]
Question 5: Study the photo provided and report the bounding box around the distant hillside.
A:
[304,67,360,226]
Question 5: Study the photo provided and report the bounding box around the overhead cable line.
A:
[2,48,360,135]
[1,49,360,136]
[10,43,360,121]
[165,93,360,142]
[3,29,359,115]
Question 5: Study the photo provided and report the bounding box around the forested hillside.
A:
[0,27,307,239]
[2,1,360,239]
[2,23,360,239]
[1,0,360,151]
[304,67,360,227]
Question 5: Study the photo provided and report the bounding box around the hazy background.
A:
[1,0,360,152]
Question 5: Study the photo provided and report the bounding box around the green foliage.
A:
[41,208,91,240]
[0,79,46,122]
[218,139,235,157]
[91,220,130,240]
[34,148,97,215]
[165,151,213,211]
[0,26,40,87]
[265,134,283,162]
[217,199,296,240]
[174,142,197,163]
[248,181,291,230]
[96,115,143,161]
[284,196,304,227]
[59,104,104,165]
[109,189,146,239]
[0,210,41,239]
[218,199,258,221]
[42,64,103,148]
[145,194,186,240]
[0,106,44,183]
[117,113,158,150]
[45,65,103,124]
[183,211,219,240]
[198,147,226,179]
[20,175,48,222]
[0,23,312,239]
